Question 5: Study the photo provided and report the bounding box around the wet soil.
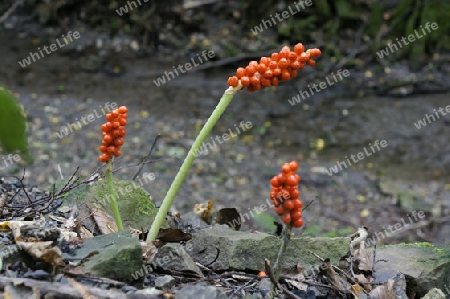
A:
[0,28,449,245]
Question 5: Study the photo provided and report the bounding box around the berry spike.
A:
[227,43,321,92]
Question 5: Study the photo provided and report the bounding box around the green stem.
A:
[269,224,292,298]
[106,158,123,231]
[147,90,236,241]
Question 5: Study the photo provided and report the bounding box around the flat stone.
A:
[372,243,450,297]
[421,288,447,299]
[62,230,142,282]
[152,243,203,276]
[187,228,350,272]
[155,275,176,290]
[174,285,228,299]
[373,270,407,299]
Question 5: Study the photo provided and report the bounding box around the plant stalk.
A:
[106,158,123,231]
[147,90,236,241]
[269,223,292,298]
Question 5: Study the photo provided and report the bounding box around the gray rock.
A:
[155,275,176,290]
[187,228,350,271]
[134,287,163,295]
[0,245,31,270]
[152,243,203,276]
[421,288,447,299]
[174,285,228,299]
[373,270,407,299]
[62,230,142,282]
[373,243,450,297]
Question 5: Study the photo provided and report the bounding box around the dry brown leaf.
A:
[369,280,396,299]
[16,241,63,267]
[90,207,117,234]
[354,274,372,291]
[194,200,214,224]
[353,241,373,272]
[141,240,158,264]
[77,226,94,239]
[281,263,308,291]
[349,283,365,299]
[319,259,343,289]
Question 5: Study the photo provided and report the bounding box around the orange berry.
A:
[268,60,278,69]
[253,83,261,91]
[273,68,281,77]
[290,208,302,220]
[101,123,109,132]
[236,67,246,78]
[271,53,279,61]
[281,69,291,81]
[106,113,115,122]
[257,271,267,277]
[249,61,258,67]
[118,106,128,114]
[277,173,286,184]
[270,176,280,187]
[274,205,285,215]
[281,45,290,52]
[250,76,260,87]
[299,52,309,62]
[288,51,298,61]
[107,146,116,154]
[278,58,289,69]
[279,50,289,59]
[227,76,239,87]
[282,212,291,224]
[309,48,321,58]
[286,175,297,186]
[113,121,121,128]
[270,191,278,199]
[114,137,125,146]
[271,77,279,86]
[119,118,127,126]
[118,128,127,137]
[290,70,298,78]
[260,78,271,87]
[289,160,298,171]
[283,199,294,210]
[247,85,255,92]
[99,145,108,153]
[281,163,291,173]
[111,110,119,119]
[306,59,316,67]
[103,134,112,144]
[240,76,250,86]
[294,43,305,54]
[121,113,128,119]
[293,199,303,209]
[246,65,256,76]
[260,57,270,65]
[289,188,299,199]
[290,61,300,70]
[257,63,267,74]
[98,153,110,163]
[292,218,304,228]
[263,70,273,79]
[294,174,301,183]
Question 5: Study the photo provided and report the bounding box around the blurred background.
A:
[0,0,449,243]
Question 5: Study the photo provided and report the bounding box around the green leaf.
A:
[0,86,32,163]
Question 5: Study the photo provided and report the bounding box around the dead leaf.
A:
[369,280,396,299]
[194,200,213,224]
[16,240,63,267]
[349,283,365,299]
[281,263,308,291]
[90,207,117,234]
[156,228,192,244]
[318,258,343,289]
[353,241,373,272]
[216,208,241,230]
[140,241,158,264]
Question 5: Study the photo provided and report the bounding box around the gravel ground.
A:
[0,29,449,244]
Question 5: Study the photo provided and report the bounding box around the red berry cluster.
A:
[227,43,321,92]
[98,106,128,163]
[270,161,303,228]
